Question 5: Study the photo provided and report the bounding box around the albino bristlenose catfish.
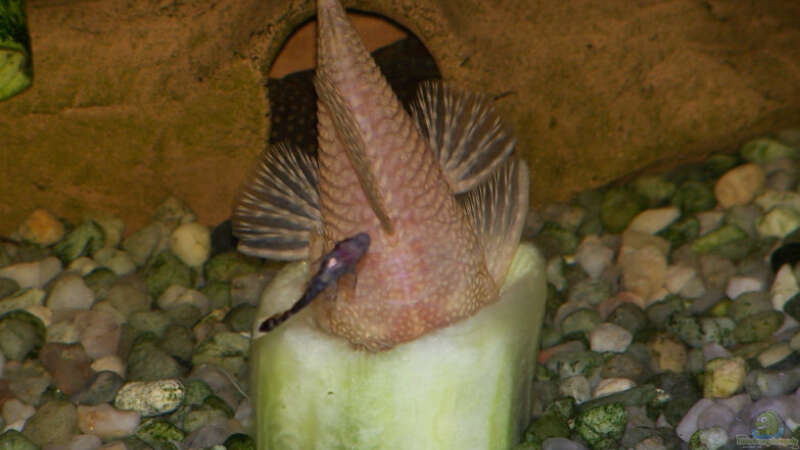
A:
[234,0,529,351]
[241,0,546,446]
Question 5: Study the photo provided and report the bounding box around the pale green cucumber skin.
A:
[252,243,546,450]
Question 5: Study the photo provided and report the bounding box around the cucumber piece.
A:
[0,0,32,101]
[251,243,546,449]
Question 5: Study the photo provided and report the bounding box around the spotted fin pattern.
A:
[232,143,320,260]
[412,81,517,194]
[458,156,529,285]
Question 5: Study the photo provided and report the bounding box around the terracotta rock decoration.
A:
[0,0,798,233]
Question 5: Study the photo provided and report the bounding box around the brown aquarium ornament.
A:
[240,0,547,447]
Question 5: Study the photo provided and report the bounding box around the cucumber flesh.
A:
[252,243,546,450]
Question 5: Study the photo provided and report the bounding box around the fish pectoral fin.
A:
[232,143,321,260]
[458,156,529,285]
[411,81,517,194]
[314,74,395,234]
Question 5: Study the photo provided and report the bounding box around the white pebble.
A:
[627,207,680,234]
[93,248,136,275]
[575,236,614,279]
[676,398,714,441]
[620,246,667,300]
[757,342,793,368]
[74,310,121,359]
[665,265,696,294]
[65,434,102,450]
[67,257,99,276]
[0,257,62,289]
[47,273,95,312]
[91,355,126,378]
[2,399,35,425]
[77,404,140,440]
[158,285,210,315]
[714,163,765,208]
[590,322,633,353]
[169,222,211,268]
[755,190,800,212]
[725,276,764,300]
[47,320,80,344]
[114,379,185,417]
[24,305,52,327]
[593,377,635,398]
[546,257,566,291]
[559,375,591,404]
[696,211,725,236]
[771,264,799,311]
[757,206,800,238]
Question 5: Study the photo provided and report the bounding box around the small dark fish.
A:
[259,232,371,332]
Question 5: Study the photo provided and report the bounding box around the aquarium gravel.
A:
[1,131,800,449]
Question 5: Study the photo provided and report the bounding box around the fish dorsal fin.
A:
[412,81,516,193]
[313,74,395,235]
[232,143,321,260]
[458,156,529,284]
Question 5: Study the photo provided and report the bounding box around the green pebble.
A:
[152,196,196,228]
[600,187,646,233]
[83,267,117,301]
[545,350,604,378]
[734,311,784,344]
[646,295,685,329]
[225,304,257,332]
[577,216,604,238]
[530,380,560,418]
[163,303,203,328]
[127,339,183,381]
[192,331,250,375]
[544,397,575,420]
[632,174,676,207]
[203,251,262,283]
[159,326,195,362]
[129,310,172,337]
[727,291,772,322]
[568,280,612,306]
[135,418,185,447]
[0,430,38,450]
[539,325,562,349]
[0,311,44,361]
[21,400,77,446]
[183,404,230,433]
[224,434,256,450]
[579,384,657,412]
[658,217,700,249]
[199,280,231,310]
[535,223,578,258]
[183,379,213,406]
[143,251,195,299]
[740,137,799,163]
[608,303,648,335]
[53,220,105,263]
[522,411,570,445]
[560,308,601,337]
[691,224,750,257]
[645,372,700,426]
[703,153,741,178]
[689,427,728,450]
[671,180,716,215]
[574,402,628,449]
[123,223,168,267]
[0,278,20,299]
[106,282,152,318]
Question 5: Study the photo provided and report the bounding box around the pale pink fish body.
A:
[233,0,529,350]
